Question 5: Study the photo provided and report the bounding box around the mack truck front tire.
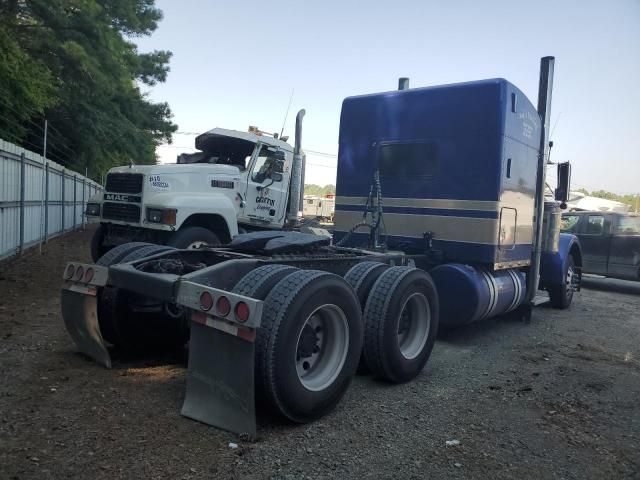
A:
[363,267,439,383]
[90,226,108,262]
[253,269,363,423]
[167,226,221,250]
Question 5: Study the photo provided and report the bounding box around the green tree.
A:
[304,184,336,196]
[580,188,638,210]
[0,0,176,179]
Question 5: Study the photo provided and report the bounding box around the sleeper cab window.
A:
[378,142,438,177]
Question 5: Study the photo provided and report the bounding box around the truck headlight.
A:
[86,203,100,216]
[147,208,177,226]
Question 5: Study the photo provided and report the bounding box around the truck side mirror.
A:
[272,151,285,173]
[555,162,571,209]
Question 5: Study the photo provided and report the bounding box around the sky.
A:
[135,0,640,194]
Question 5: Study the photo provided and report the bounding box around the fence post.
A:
[61,169,65,233]
[19,152,25,254]
[82,177,86,230]
[45,162,49,242]
[73,174,77,228]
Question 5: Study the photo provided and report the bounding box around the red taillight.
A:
[65,264,75,279]
[199,291,213,311]
[75,266,84,281]
[216,296,231,316]
[84,267,94,283]
[235,301,250,323]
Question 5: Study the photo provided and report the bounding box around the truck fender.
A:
[148,193,239,240]
[539,233,582,288]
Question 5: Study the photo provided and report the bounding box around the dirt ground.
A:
[1,227,639,480]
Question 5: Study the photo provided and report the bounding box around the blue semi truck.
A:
[61,57,581,437]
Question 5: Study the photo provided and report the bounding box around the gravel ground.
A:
[1,226,639,479]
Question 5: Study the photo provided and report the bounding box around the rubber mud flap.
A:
[181,321,256,438]
[61,289,112,368]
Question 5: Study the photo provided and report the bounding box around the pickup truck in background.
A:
[561,211,640,281]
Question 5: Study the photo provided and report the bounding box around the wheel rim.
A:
[186,240,207,250]
[565,265,575,299]
[295,304,349,392]
[396,293,430,360]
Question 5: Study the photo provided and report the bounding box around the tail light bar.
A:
[62,262,109,288]
[176,280,263,330]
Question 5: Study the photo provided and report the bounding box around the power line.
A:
[307,162,337,169]
[306,149,337,158]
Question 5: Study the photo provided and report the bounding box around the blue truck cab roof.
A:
[333,78,542,269]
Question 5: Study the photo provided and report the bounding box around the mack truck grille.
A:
[105,173,143,194]
[102,202,141,223]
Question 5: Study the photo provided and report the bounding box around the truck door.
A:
[579,213,611,275]
[607,216,640,280]
[242,144,290,226]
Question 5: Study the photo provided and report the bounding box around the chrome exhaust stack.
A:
[287,109,306,224]
[526,56,555,302]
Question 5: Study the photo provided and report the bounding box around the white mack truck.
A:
[86,112,308,260]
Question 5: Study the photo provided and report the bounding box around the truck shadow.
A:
[436,311,527,346]
[107,345,189,368]
[580,276,640,296]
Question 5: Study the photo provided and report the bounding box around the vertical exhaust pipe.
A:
[287,109,306,224]
[526,56,555,302]
[398,77,410,90]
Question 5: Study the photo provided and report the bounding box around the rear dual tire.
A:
[363,267,439,383]
[343,261,390,374]
[233,267,363,423]
[96,243,189,351]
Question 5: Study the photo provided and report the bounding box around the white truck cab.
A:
[86,112,307,260]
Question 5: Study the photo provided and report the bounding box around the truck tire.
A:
[98,245,189,351]
[549,256,575,309]
[168,227,221,249]
[95,242,153,266]
[344,261,390,374]
[119,244,175,263]
[256,270,363,423]
[232,264,298,300]
[344,261,390,307]
[90,225,107,262]
[363,267,439,383]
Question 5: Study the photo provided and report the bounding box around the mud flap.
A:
[181,317,257,438]
[61,288,112,368]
